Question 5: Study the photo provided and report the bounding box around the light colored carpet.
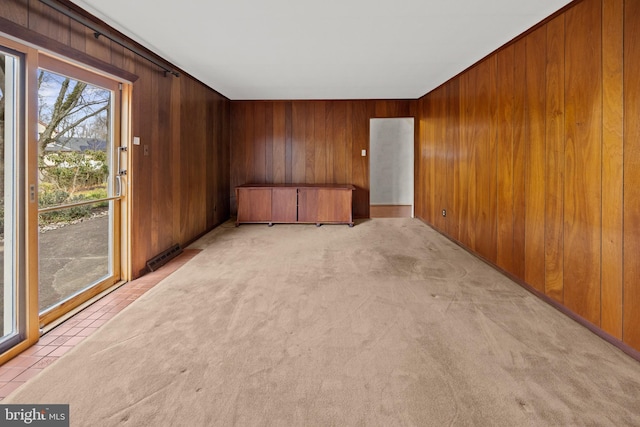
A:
[6,219,640,426]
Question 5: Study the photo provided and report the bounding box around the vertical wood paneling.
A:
[253,102,266,183]
[325,102,335,183]
[433,88,447,231]
[351,101,368,218]
[445,79,460,239]
[623,0,640,348]
[244,103,255,184]
[333,102,348,184]
[524,27,547,293]
[415,97,435,224]
[496,45,515,272]
[457,73,471,247]
[170,75,181,245]
[132,60,153,276]
[0,0,28,25]
[291,102,307,183]
[564,0,602,326]
[512,38,527,281]
[473,59,496,261]
[304,102,315,184]
[150,69,160,252]
[264,102,274,184]
[314,102,327,183]
[413,0,636,353]
[601,0,624,338]
[27,0,69,43]
[272,102,286,184]
[206,90,217,229]
[153,68,174,253]
[487,55,499,264]
[84,27,111,63]
[230,102,246,211]
[545,15,565,303]
[230,99,413,218]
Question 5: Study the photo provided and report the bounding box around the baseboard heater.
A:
[146,244,183,272]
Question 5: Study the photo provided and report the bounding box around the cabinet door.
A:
[298,187,353,223]
[271,188,297,222]
[297,188,319,222]
[237,188,272,222]
[317,188,352,222]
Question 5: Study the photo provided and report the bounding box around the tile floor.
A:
[0,249,200,399]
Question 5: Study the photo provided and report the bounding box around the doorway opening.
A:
[369,118,414,218]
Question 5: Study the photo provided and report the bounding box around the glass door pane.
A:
[1,49,24,350]
[37,63,121,321]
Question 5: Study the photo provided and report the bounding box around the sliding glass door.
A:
[37,56,124,326]
[0,47,25,352]
[0,36,130,360]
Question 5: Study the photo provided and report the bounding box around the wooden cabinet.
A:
[236,184,355,227]
[236,188,272,223]
[271,188,297,223]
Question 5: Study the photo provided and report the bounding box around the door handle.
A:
[115,146,127,197]
[115,175,123,197]
[117,146,127,176]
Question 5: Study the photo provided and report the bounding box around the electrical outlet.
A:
[442,209,447,217]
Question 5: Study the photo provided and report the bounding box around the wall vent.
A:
[146,244,183,272]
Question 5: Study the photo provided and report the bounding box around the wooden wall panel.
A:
[544,15,565,303]
[351,101,369,218]
[27,0,70,44]
[524,27,547,293]
[433,87,447,232]
[623,0,640,349]
[415,0,639,353]
[601,0,624,338]
[291,102,307,183]
[473,58,497,262]
[151,67,174,254]
[486,56,498,265]
[272,102,286,184]
[444,79,460,239]
[333,102,348,185]
[511,38,527,281]
[314,102,327,184]
[563,0,602,326]
[457,73,472,248]
[2,1,231,278]
[253,102,267,183]
[496,45,515,273]
[415,94,429,226]
[230,100,414,218]
[0,0,28,25]
[325,102,335,183]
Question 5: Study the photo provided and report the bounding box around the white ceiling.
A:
[69,0,572,100]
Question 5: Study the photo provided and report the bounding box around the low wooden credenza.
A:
[235,184,355,227]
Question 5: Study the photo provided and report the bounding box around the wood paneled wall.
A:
[230,100,413,218]
[1,0,230,278]
[416,0,640,351]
